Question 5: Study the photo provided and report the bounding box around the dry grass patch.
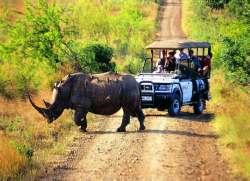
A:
[0,93,76,180]
[0,135,27,180]
[210,71,250,179]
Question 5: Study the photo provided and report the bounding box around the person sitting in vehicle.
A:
[175,48,189,63]
[202,51,212,77]
[153,50,166,73]
[166,51,176,72]
[189,49,202,72]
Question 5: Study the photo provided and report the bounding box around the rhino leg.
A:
[80,116,87,132]
[74,109,88,132]
[136,107,145,131]
[117,109,130,132]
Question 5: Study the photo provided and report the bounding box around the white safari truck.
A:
[136,39,211,116]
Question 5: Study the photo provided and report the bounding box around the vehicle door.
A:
[180,79,193,103]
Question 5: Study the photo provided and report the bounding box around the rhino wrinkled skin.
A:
[29,72,145,132]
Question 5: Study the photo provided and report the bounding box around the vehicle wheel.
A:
[168,95,181,116]
[193,99,204,114]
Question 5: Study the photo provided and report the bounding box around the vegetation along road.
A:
[38,0,239,180]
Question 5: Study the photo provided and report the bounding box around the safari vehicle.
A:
[135,39,211,116]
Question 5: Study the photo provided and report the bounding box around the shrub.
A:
[81,43,115,72]
[227,0,250,23]
[206,0,229,9]
[220,36,250,84]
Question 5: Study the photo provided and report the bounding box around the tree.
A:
[79,43,115,73]
[0,0,78,68]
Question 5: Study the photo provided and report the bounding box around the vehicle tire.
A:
[168,94,181,116]
[193,99,204,114]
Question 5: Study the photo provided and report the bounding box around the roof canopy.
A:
[146,39,211,49]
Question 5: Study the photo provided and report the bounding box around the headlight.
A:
[155,84,172,92]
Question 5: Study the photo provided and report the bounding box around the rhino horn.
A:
[43,99,52,108]
[28,93,51,121]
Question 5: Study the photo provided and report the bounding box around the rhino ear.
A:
[43,99,51,108]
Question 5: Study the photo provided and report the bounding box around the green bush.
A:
[81,43,115,72]
[220,37,250,84]
[206,0,229,9]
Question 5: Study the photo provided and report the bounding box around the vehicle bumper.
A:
[141,93,172,109]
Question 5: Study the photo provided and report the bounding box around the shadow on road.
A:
[105,112,214,122]
[85,129,217,139]
[145,112,215,122]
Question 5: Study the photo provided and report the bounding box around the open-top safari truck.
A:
[135,39,212,116]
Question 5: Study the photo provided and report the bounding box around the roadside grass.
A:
[210,72,250,178]
[0,135,27,180]
[0,95,78,180]
[182,0,250,179]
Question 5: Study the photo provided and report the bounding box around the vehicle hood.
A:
[135,73,179,84]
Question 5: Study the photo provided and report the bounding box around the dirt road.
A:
[39,0,236,180]
[158,0,186,39]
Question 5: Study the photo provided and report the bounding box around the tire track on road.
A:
[63,113,147,181]
[159,0,185,39]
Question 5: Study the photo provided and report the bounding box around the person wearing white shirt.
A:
[175,49,189,63]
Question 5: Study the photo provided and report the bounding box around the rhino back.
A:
[69,72,140,115]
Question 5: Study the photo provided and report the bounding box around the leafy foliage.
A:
[227,0,250,23]
[0,0,78,67]
[220,37,250,84]
[72,0,156,73]
[206,0,229,9]
[81,43,115,72]
[205,0,250,23]
[183,0,250,85]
